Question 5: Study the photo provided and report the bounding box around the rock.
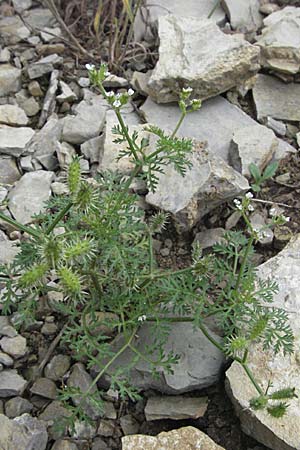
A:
[226,234,300,450]
[256,7,300,74]
[82,312,119,337]
[0,370,27,397]
[122,426,225,450]
[16,94,40,117]
[39,400,71,423]
[120,415,140,435]
[144,396,208,421]
[8,171,54,224]
[72,421,97,439]
[81,136,103,163]
[221,0,263,31]
[67,363,102,419]
[266,117,286,136]
[45,355,71,381]
[12,0,32,13]
[62,96,107,144]
[97,419,116,437]
[5,396,33,418]
[0,413,48,450]
[92,437,109,450]
[100,321,224,394]
[27,54,63,79]
[0,335,27,358]
[0,186,7,203]
[0,125,35,157]
[0,240,19,265]
[41,27,62,43]
[24,7,57,29]
[103,74,128,88]
[0,64,21,97]
[0,105,28,126]
[51,440,79,450]
[0,16,30,44]
[0,48,10,63]
[194,228,226,250]
[134,0,226,41]
[253,74,300,122]
[102,401,117,419]
[0,317,18,338]
[146,142,249,231]
[28,81,43,97]
[229,124,277,177]
[147,15,260,103]
[56,141,76,169]
[57,81,77,103]
[30,377,57,399]
[0,352,14,367]
[140,96,294,165]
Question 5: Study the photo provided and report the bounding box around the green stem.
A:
[138,265,195,289]
[45,201,73,235]
[115,109,140,161]
[234,236,254,292]
[0,211,40,238]
[198,322,225,354]
[241,362,263,396]
[171,111,186,139]
[207,0,221,19]
[148,232,155,275]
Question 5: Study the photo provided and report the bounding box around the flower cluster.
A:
[179,86,201,114]
[269,208,290,224]
[233,192,254,213]
[105,88,134,110]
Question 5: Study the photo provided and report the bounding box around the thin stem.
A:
[198,321,225,354]
[207,0,221,19]
[241,362,263,396]
[114,109,140,161]
[234,236,254,292]
[45,201,73,235]
[171,111,186,139]
[138,265,194,289]
[0,211,40,238]
[148,232,155,275]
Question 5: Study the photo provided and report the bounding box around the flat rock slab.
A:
[0,125,35,157]
[253,74,300,121]
[101,321,224,394]
[256,7,300,74]
[122,426,225,450]
[145,396,208,421]
[140,96,294,164]
[221,0,262,32]
[147,15,260,103]
[0,105,28,126]
[146,142,249,231]
[0,413,48,450]
[226,234,300,450]
[8,171,54,224]
[0,370,27,397]
[134,0,226,41]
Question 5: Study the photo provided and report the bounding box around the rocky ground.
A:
[1,0,300,449]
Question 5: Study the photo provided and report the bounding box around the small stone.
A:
[120,415,140,435]
[51,182,69,195]
[160,248,170,257]
[0,186,7,203]
[221,0,263,32]
[51,440,79,450]
[30,377,57,400]
[103,401,117,419]
[266,117,286,136]
[81,136,103,163]
[57,81,77,104]
[5,396,33,418]
[97,419,116,437]
[78,77,90,88]
[0,125,35,157]
[145,396,208,421]
[21,97,40,117]
[40,27,61,42]
[0,335,27,358]
[41,322,58,335]
[259,4,280,15]
[0,64,21,96]
[0,370,27,397]
[0,351,14,366]
[72,421,97,439]
[28,80,43,97]
[103,74,128,88]
[194,228,226,250]
[0,104,28,126]
[56,141,76,169]
[250,212,274,245]
[27,54,63,79]
[12,0,32,13]
[0,48,10,63]
[0,317,18,337]
[39,400,71,423]
[45,355,71,381]
[91,437,109,450]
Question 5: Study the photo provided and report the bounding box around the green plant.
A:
[0,66,295,431]
[249,161,279,192]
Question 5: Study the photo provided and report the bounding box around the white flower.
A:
[85,63,95,71]
[282,215,290,222]
[269,207,276,217]
[248,204,254,212]
[106,91,114,97]
[233,199,242,210]
[128,88,134,96]
[104,71,111,77]
[113,100,121,108]
[138,315,147,322]
[182,87,193,93]
[245,192,253,199]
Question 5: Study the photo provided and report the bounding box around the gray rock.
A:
[23,7,57,29]
[51,440,79,450]
[0,16,30,45]
[147,16,260,103]
[194,228,226,250]
[266,117,286,136]
[91,437,109,450]
[0,335,27,358]
[81,136,104,163]
[0,370,27,397]
[229,124,277,177]
[41,322,58,335]
[28,81,43,97]
[26,116,63,166]
[120,415,139,435]
[62,96,107,144]
[0,48,10,63]
[41,27,62,43]
[5,396,33,418]
[12,0,32,13]
[0,65,21,97]
[144,396,208,421]
[122,426,225,450]
[140,96,294,165]
[100,321,224,394]
[0,352,13,367]
[39,400,71,423]
[56,142,76,169]
[256,7,300,74]
[0,414,48,450]
[0,240,19,265]
[57,81,77,103]
[253,74,300,121]
[0,186,7,203]
[30,377,57,399]
[146,142,249,231]
[0,105,28,126]
[226,234,300,450]
[72,421,97,439]
[67,363,102,419]
[27,54,63,79]
[8,171,54,224]
[0,125,35,157]
[134,0,226,42]
[0,317,18,338]
[221,0,263,31]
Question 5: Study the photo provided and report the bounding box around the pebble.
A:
[30,377,57,400]
[41,322,58,335]
[5,396,33,418]
[0,369,27,397]
[44,354,71,381]
[120,414,140,435]
[0,335,27,358]
[0,351,14,367]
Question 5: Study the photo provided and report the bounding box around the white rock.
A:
[226,234,300,450]
[0,105,28,126]
[266,117,286,136]
[0,48,10,63]
[147,15,260,103]
[0,126,35,157]
[56,142,76,169]
[0,64,21,97]
[13,0,32,12]
[8,171,54,224]
[221,0,263,32]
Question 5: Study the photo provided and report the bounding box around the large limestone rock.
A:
[140,96,294,164]
[147,15,260,103]
[0,414,48,450]
[0,125,35,157]
[226,235,300,450]
[0,64,21,97]
[146,142,249,231]
[134,0,226,41]
[8,171,54,224]
[100,321,224,394]
[221,0,263,32]
[252,74,300,121]
[122,426,225,450]
[256,7,300,74]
